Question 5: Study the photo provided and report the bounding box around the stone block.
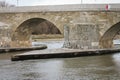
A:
[63,23,100,49]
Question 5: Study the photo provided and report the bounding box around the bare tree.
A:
[0,1,15,7]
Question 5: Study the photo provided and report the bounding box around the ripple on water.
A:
[0,41,120,80]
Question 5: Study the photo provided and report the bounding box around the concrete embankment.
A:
[0,45,47,53]
[11,48,120,61]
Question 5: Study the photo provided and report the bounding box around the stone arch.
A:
[99,21,120,48]
[11,18,61,47]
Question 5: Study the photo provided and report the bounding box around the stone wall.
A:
[63,23,100,49]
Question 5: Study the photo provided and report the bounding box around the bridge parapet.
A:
[0,4,120,13]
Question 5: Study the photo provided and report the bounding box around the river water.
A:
[0,40,120,80]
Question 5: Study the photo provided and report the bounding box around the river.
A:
[0,40,120,80]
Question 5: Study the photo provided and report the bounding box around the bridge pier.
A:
[0,22,11,48]
[10,40,32,48]
[63,23,100,49]
[0,25,32,48]
[99,39,113,49]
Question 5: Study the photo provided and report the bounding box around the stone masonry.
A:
[0,4,120,48]
[63,24,99,49]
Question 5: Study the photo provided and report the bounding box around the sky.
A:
[1,0,120,6]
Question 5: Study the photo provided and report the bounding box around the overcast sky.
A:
[1,0,120,6]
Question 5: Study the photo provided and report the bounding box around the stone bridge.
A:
[0,4,120,49]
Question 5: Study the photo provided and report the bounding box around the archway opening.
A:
[12,18,62,47]
[99,22,120,48]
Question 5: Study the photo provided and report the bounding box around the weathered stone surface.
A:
[64,24,100,49]
[0,22,12,48]
[0,9,120,48]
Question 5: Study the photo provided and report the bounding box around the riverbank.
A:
[0,44,47,53]
[11,48,120,61]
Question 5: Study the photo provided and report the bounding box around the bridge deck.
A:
[11,48,120,61]
[0,4,120,13]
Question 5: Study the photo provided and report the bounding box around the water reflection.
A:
[0,54,120,80]
[112,53,120,72]
[0,51,27,60]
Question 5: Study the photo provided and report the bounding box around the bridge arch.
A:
[12,18,61,40]
[99,21,120,48]
[11,18,61,47]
